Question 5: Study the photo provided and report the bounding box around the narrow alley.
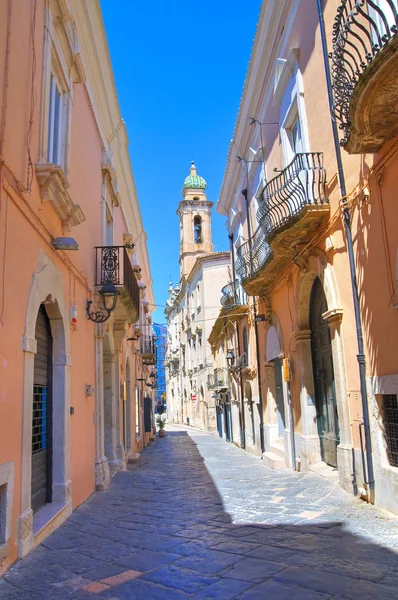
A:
[2,427,398,600]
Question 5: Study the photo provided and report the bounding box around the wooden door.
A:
[310,278,339,467]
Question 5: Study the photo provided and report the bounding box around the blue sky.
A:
[100,1,261,325]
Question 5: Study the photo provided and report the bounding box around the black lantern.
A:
[226,349,235,368]
[86,281,120,323]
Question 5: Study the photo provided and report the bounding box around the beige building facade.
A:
[0,0,155,572]
[215,0,398,515]
[165,164,230,430]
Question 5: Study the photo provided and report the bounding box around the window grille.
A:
[383,394,398,467]
[32,385,48,454]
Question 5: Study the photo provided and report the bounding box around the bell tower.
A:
[177,161,213,280]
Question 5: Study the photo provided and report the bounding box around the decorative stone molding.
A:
[21,335,37,354]
[35,164,86,233]
[95,456,110,492]
[322,308,343,326]
[291,329,311,343]
[273,47,299,105]
[53,353,72,366]
[0,461,14,561]
[17,509,34,558]
[343,35,398,154]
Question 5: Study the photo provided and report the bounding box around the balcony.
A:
[95,246,140,323]
[331,0,398,153]
[236,153,329,296]
[220,281,248,312]
[207,368,228,390]
[140,336,157,365]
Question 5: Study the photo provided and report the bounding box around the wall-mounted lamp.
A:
[226,349,235,368]
[86,281,120,323]
[51,237,79,251]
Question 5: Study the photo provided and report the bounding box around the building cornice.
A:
[70,0,154,310]
[217,0,298,218]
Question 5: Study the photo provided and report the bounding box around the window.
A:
[289,115,303,155]
[276,50,309,166]
[105,203,113,246]
[382,394,398,467]
[39,8,74,174]
[194,216,202,243]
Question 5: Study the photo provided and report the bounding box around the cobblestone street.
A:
[2,427,398,599]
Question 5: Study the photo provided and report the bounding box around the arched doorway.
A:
[310,277,339,467]
[31,304,53,512]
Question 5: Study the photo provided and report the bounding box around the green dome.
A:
[182,161,207,195]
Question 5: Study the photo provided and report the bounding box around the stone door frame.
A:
[294,250,353,491]
[18,251,72,558]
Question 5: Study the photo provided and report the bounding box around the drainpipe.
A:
[316,0,375,494]
[242,190,265,455]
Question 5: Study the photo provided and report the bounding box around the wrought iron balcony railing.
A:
[207,368,228,390]
[331,0,398,150]
[236,226,271,283]
[220,280,248,309]
[95,246,140,321]
[235,153,328,292]
[141,336,157,365]
[257,152,327,232]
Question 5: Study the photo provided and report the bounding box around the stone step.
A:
[262,451,287,470]
[270,442,285,459]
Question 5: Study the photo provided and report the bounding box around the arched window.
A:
[194,216,202,243]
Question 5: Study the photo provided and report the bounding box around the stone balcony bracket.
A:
[35,163,86,233]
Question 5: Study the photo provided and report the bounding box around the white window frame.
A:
[39,7,73,176]
[274,49,310,166]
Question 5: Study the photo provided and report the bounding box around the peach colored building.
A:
[0,0,155,572]
[165,164,230,430]
[216,0,398,514]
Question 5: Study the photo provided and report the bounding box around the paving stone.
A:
[223,557,286,582]
[273,566,356,595]
[210,539,262,555]
[100,578,186,599]
[283,551,332,567]
[113,549,180,572]
[192,577,253,599]
[2,426,398,599]
[174,548,244,574]
[237,578,331,599]
[323,557,389,581]
[339,578,398,600]
[245,545,295,562]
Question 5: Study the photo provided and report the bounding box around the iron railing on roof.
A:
[331,0,398,146]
